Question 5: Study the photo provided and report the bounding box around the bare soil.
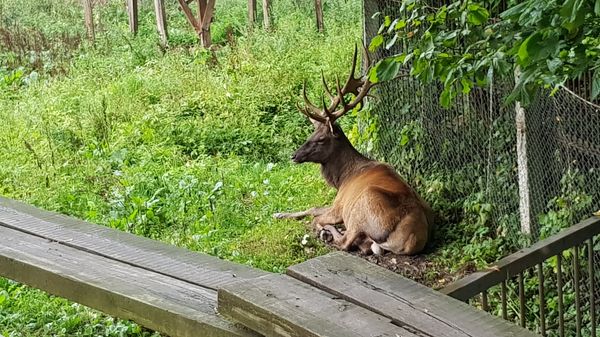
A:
[356,250,477,289]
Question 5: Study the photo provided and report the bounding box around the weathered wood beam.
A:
[177,0,201,33]
[314,0,324,32]
[218,274,418,337]
[441,216,600,301]
[0,226,256,337]
[262,0,271,30]
[127,0,139,35]
[198,0,215,48]
[154,0,168,48]
[248,0,257,27]
[0,196,266,291]
[82,0,95,42]
[288,252,539,337]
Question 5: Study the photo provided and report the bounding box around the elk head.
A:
[292,45,376,164]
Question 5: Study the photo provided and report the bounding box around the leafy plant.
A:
[368,0,600,107]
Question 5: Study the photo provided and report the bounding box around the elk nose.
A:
[290,152,300,163]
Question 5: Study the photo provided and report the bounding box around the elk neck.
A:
[320,142,373,189]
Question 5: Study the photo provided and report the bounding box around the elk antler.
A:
[300,44,376,129]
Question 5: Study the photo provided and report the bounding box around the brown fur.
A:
[274,122,434,255]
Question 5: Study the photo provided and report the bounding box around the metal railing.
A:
[441,217,600,337]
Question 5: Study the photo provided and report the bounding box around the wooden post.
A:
[262,0,271,30]
[176,0,215,48]
[515,98,532,234]
[248,0,257,27]
[314,0,324,32]
[82,0,95,42]
[515,68,559,238]
[154,0,168,48]
[127,0,138,35]
[197,0,215,48]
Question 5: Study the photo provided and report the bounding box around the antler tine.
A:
[335,75,348,111]
[321,95,335,132]
[330,78,376,119]
[348,43,358,82]
[340,44,364,96]
[321,70,335,100]
[301,81,328,123]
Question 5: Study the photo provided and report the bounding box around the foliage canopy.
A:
[369,0,600,106]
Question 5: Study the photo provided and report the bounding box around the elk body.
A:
[274,47,434,255]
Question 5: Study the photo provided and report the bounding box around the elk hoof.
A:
[319,228,333,243]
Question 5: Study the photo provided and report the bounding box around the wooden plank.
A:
[198,0,215,48]
[0,226,257,337]
[314,0,324,32]
[82,0,95,42]
[515,68,532,235]
[288,252,540,337]
[262,0,271,30]
[248,0,257,27]
[177,0,201,33]
[154,0,168,48]
[127,0,139,35]
[218,273,421,337]
[0,197,266,291]
[441,216,600,301]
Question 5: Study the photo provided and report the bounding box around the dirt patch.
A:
[355,250,476,289]
[315,233,475,289]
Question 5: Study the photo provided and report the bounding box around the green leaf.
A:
[440,87,453,107]
[371,57,401,83]
[561,0,586,33]
[384,16,391,27]
[399,134,409,146]
[369,35,384,52]
[394,19,406,30]
[561,0,584,22]
[518,33,545,65]
[466,4,489,25]
[592,70,600,100]
[547,58,562,73]
[460,78,473,94]
[596,0,600,15]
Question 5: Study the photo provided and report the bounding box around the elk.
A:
[274,46,434,255]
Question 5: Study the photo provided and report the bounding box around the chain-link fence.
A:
[362,0,600,335]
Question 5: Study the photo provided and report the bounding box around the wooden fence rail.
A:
[0,196,538,337]
[442,216,600,337]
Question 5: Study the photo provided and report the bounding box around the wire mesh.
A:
[361,0,600,335]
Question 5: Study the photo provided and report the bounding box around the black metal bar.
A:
[538,263,546,336]
[574,246,581,337]
[442,217,600,301]
[481,290,489,312]
[589,238,596,337]
[501,280,507,320]
[558,254,565,337]
[519,272,525,328]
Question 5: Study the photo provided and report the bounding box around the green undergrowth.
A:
[0,0,357,335]
[0,0,551,335]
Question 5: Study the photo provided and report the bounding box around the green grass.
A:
[0,0,360,335]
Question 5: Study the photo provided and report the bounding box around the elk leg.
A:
[357,238,375,255]
[311,209,343,231]
[273,207,330,220]
[320,224,344,243]
[323,225,361,251]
